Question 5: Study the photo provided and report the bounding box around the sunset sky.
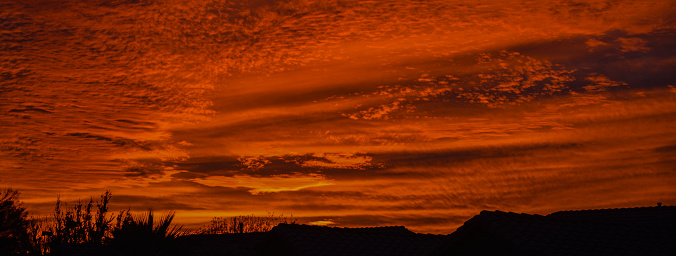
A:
[2,0,675,234]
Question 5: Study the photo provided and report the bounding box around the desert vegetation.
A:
[196,212,297,234]
[48,191,113,249]
[0,188,184,255]
[0,188,299,255]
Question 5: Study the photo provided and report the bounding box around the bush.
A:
[108,210,182,255]
[1,189,190,255]
[197,212,297,234]
[0,188,32,255]
[49,191,113,248]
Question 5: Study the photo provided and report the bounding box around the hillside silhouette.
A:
[2,189,675,256]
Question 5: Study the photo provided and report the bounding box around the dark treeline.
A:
[0,188,295,256]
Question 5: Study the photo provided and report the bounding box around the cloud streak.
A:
[2,0,676,233]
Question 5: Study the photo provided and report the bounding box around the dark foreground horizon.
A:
[49,204,676,256]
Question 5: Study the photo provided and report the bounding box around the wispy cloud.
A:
[192,173,333,195]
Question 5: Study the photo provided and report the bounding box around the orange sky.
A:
[1,0,676,234]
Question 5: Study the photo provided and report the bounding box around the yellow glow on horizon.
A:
[192,174,334,195]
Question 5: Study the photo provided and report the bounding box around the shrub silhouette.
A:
[0,188,33,255]
[3,189,305,255]
[108,210,182,254]
[1,189,190,255]
[48,191,113,251]
[198,212,297,234]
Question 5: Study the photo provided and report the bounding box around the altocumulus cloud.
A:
[2,0,676,233]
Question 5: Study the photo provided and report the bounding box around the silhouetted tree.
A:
[0,188,32,255]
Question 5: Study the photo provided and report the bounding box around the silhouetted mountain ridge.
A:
[52,205,676,256]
